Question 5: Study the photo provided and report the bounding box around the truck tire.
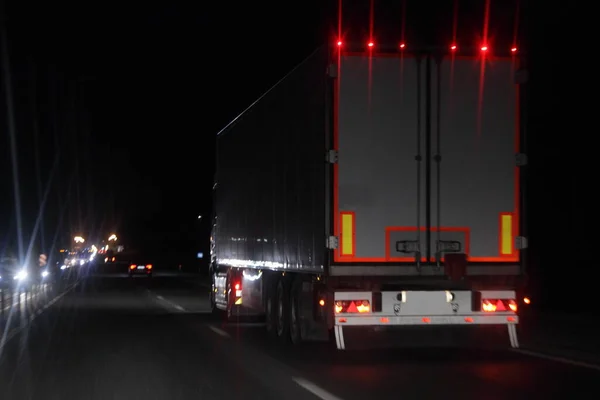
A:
[275,278,291,343]
[265,281,277,337]
[209,273,223,318]
[289,278,302,345]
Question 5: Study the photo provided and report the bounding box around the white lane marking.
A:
[150,292,187,313]
[513,349,600,371]
[209,325,231,338]
[292,377,344,400]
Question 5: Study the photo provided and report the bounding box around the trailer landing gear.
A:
[508,324,520,348]
[334,325,346,350]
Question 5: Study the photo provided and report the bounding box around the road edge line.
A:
[292,377,345,400]
[513,348,600,371]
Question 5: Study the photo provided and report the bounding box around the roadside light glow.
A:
[108,234,117,241]
[74,236,85,243]
[399,43,406,49]
[60,265,67,270]
[511,47,517,53]
[367,41,374,48]
[450,44,457,50]
[337,40,342,46]
[41,270,49,278]
[481,45,488,51]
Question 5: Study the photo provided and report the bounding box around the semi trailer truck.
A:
[210,42,528,350]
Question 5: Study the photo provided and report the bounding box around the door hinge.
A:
[327,64,338,78]
[516,153,528,166]
[515,236,528,250]
[326,236,339,250]
[326,149,338,164]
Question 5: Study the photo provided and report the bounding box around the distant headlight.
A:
[60,265,67,270]
[14,270,28,280]
[41,270,49,278]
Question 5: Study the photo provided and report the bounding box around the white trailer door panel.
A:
[333,53,519,265]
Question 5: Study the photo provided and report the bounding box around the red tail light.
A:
[146,264,152,270]
[482,299,517,313]
[233,282,242,298]
[129,264,135,270]
[334,300,370,314]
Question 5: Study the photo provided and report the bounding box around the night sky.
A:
[0,1,594,309]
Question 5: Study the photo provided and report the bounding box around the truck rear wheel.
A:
[289,278,302,345]
[275,278,290,343]
[209,274,220,316]
[265,278,277,337]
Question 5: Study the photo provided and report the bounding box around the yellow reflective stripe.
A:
[501,214,513,255]
[341,213,354,256]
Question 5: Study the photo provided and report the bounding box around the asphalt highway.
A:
[1,270,599,400]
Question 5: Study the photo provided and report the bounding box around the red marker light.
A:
[337,40,342,47]
[399,43,406,49]
[368,41,374,48]
[481,45,488,51]
[511,47,517,53]
[450,44,457,51]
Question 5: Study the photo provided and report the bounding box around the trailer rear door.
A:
[333,52,520,271]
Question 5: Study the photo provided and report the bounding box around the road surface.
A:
[1,271,599,400]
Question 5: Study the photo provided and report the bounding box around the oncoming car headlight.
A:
[14,269,28,281]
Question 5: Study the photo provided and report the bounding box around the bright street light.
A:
[108,234,117,242]
[74,236,85,243]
